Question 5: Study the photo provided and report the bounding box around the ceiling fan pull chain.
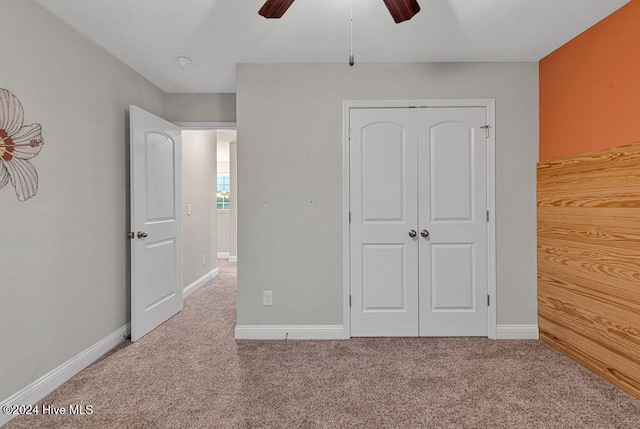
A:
[349,0,355,66]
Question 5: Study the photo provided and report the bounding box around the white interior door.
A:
[418,107,488,336]
[350,108,419,336]
[130,105,183,342]
[349,106,489,337]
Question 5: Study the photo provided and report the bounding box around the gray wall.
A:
[236,63,539,327]
[0,0,165,400]
[182,130,218,287]
[165,93,236,123]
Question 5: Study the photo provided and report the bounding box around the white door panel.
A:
[130,106,183,342]
[145,132,177,221]
[361,123,407,222]
[362,244,407,310]
[430,123,473,221]
[350,108,419,337]
[430,244,474,310]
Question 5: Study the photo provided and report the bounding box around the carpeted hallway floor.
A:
[5,260,640,428]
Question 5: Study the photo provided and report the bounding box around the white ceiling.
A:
[35,0,629,93]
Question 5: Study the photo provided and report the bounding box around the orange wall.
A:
[539,0,640,161]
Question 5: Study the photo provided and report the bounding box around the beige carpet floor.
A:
[5,260,640,428]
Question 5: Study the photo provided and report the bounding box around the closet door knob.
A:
[408,230,417,238]
[421,229,430,238]
[137,231,148,239]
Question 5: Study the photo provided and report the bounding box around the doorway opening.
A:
[179,123,237,299]
[215,130,238,262]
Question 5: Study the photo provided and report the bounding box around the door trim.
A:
[342,99,497,339]
[175,121,237,130]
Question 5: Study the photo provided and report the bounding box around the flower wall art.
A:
[0,88,44,202]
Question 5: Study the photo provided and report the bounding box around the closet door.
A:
[417,107,488,336]
[350,108,419,336]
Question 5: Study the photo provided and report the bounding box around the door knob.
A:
[137,231,148,239]
[421,229,430,238]
[408,230,417,238]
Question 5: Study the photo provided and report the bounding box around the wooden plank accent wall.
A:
[537,143,640,399]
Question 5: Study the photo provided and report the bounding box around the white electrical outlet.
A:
[187,204,192,215]
[263,291,273,306]
[202,255,206,266]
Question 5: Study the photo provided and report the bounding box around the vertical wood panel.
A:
[538,142,640,399]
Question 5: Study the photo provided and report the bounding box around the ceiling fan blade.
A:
[382,0,421,23]
[259,0,296,19]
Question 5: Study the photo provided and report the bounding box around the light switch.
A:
[187,204,192,215]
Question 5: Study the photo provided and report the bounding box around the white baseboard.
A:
[0,324,130,427]
[183,267,219,299]
[496,324,539,340]
[234,325,538,340]
[235,325,346,340]
[217,253,237,262]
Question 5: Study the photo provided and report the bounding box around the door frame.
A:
[342,99,497,339]
[176,121,237,131]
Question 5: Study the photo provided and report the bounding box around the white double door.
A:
[350,107,488,337]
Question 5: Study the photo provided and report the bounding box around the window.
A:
[217,175,230,210]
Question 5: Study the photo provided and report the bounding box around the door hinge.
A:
[487,295,490,306]
[349,295,352,307]
[480,125,491,138]
[486,210,490,222]
[349,211,351,223]
[348,128,351,141]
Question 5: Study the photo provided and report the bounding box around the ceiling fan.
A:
[259,0,421,24]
